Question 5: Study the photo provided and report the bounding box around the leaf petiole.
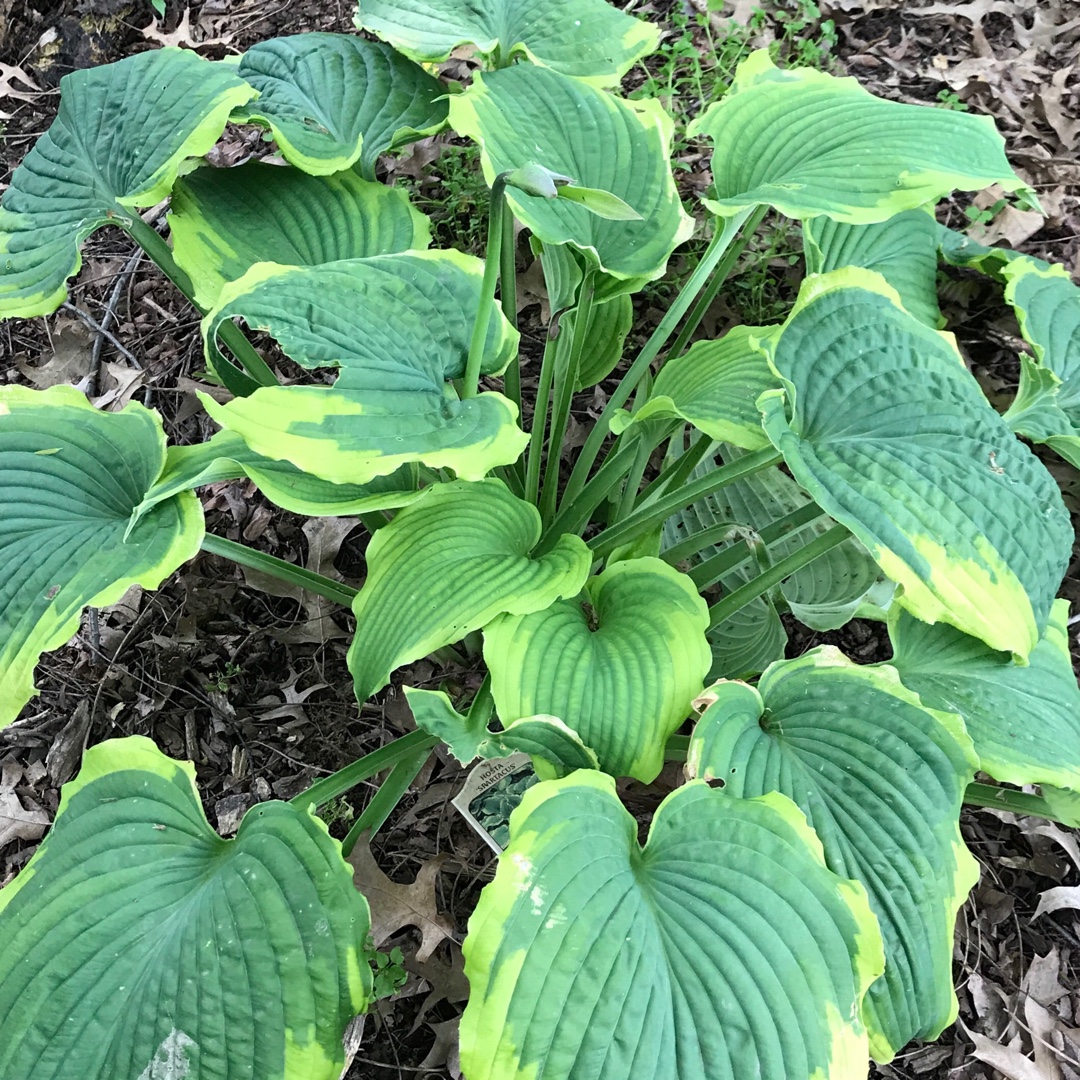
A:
[292,730,440,812]
[464,172,510,399]
[587,445,783,559]
[201,533,358,608]
[560,205,757,507]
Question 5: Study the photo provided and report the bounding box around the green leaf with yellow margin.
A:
[199,251,526,486]
[460,770,884,1080]
[135,430,423,523]
[803,208,943,327]
[232,34,448,177]
[0,49,255,319]
[1002,356,1073,456]
[355,0,659,86]
[0,735,371,1080]
[757,268,1071,658]
[449,66,694,299]
[999,258,1080,468]
[888,599,1080,792]
[689,51,1028,223]
[612,325,779,449]
[348,479,590,702]
[932,233,1080,465]
[483,557,711,783]
[0,386,203,728]
[169,160,431,308]
[688,651,978,1060]
[404,686,599,777]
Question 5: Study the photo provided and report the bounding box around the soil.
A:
[1,1,1080,1077]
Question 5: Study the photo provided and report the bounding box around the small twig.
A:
[90,249,144,395]
[60,300,141,370]
[347,1057,443,1074]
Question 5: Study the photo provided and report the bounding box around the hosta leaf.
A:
[449,67,694,298]
[704,454,891,632]
[169,160,431,308]
[200,252,526,486]
[758,269,1071,658]
[689,51,1027,224]
[355,0,659,85]
[569,292,634,390]
[483,557,711,783]
[0,49,254,319]
[0,386,203,728]
[233,34,448,177]
[689,653,978,1060]
[936,225,1022,278]
[348,479,590,702]
[460,771,884,1080]
[614,325,778,449]
[705,596,787,682]
[803,209,942,327]
[0,736,370,1080]
[888,599,1080,791]
[999,258,1080,465]
[661,447,890,679]
[137,430,423,521]
[535,237,584,313]
[405,686,598,775]
[1003,355,1066,438]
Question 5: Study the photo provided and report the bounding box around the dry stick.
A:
[90,248,144,396]
[68,249,144,653]
[60,301,141,371]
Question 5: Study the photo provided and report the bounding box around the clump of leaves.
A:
[1,7,1080,1080]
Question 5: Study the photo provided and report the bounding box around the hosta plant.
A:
[1,7,1079,1079]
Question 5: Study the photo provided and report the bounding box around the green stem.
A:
[119,210,278,388]
[467,673,495,729]
[292,730,440,810]
[664,205,768,361]
[707,524,849,629]
[636,430,714,508]
[524,330,562,506]
[665,734,690,761]
[535,441,641,554]
[560,206,756,508]
[201,533,358,608]
[500,205,521,413]
[685,503,826,589]
[962,782,1070,823]
[588,446,782,559]
[464,173,509,399]
[616,429,659,521]
[662,519,743,567]
[540,275,596,525]
[340,746,433,855]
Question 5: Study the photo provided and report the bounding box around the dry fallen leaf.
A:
[0,763,51,851]
[963,1022,1057,1080]
[1034,885,1080,920]
[405,940,470,1028]
[142,8,234,49]
[92,362,147,412]
[0,61,45,119]
[348,842,455,963]
[16,319,94,389]
[242,516,359,644]
[419,1017,462,1079]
